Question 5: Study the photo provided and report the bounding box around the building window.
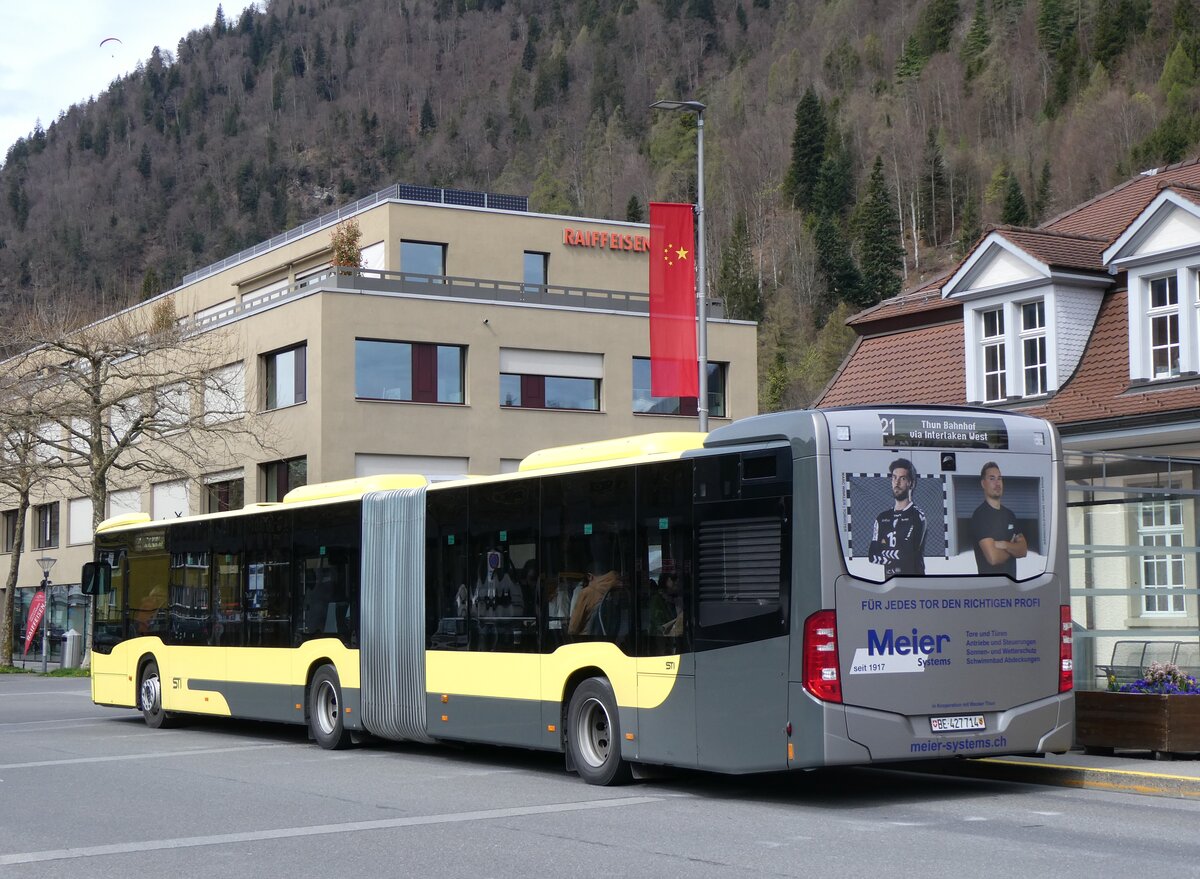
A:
[264,343,307,409]
[205,362,245,425]
[1148,275,1180,379]
[355,340,465,403]
[1020,300,1048,396]
[523,251,548,292]
[2,510,17,553]
[632,358,728,418]
[498,348,603,411]
[262,457,307,503]
[152,479,189,521]
[500,374,600,410]
[68,497,94,545]
[1138,493,1186,615]
[205,475,245,513]
[400,240,446,279]
[981,308,1007,402]
[108,488,141,518]
[35,502,59,549]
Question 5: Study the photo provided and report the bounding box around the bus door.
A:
[827,410,1063,759]
[692,449,792,774]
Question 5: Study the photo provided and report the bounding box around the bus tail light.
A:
[803,610,842,703]
[1059,605,1073,693]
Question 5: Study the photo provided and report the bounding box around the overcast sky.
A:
[0,1,254,155]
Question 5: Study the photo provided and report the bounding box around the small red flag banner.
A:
[648,202,699,398]
[23,590,45,656]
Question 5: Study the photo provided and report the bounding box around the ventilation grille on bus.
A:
[697,516,783,605]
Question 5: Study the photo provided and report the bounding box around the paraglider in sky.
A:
[100,36,122,57]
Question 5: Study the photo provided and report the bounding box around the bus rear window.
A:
[834,450,1048,583]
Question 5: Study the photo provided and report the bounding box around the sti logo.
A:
[867,628,951,656]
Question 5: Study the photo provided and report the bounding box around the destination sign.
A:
[879,413,1008,450]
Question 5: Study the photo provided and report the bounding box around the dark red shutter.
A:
[521,374,545,409]
[413,343,436,403]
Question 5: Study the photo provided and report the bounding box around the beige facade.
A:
[1,190,757,624]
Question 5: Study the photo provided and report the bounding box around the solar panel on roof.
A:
[398,184,442,203]
[444,189,486,207]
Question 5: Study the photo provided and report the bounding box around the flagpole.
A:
[650,99,709,432]
[695,106,708,432]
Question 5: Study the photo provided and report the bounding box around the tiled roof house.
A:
[819,157,1200,455]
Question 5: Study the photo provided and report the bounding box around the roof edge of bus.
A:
[281,473,428,504]
[96,512,153,533]
[517,431,707,472]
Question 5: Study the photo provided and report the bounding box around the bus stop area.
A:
[904,748,1200,799]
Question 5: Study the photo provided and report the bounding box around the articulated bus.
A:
[83,406,1073,785]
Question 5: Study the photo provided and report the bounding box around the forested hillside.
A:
[2,0,1198,407]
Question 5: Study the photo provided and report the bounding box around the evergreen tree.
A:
[919,128,949,246]
[625,194,645,223]
[420,96,437,134]
[813,215,863,313]
[136,143,152,180]
[812,129,855,220]
[1031,161,1052,224]
[1001,173,1030,225]
[915,0,961,56]
[521,38,537,71]
[894,34,927,81]
[782,87,826,212]
[961,0,990,81]
[141,267,160,300]
[716,211,760,321]
[957,192,982,256]
[855,157,904,305]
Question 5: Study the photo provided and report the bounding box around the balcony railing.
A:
[185,268,724,332]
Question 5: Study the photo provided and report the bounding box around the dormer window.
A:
[1148,274,1180,379]
[981,308,1006,402]
[1020,300,1048,396]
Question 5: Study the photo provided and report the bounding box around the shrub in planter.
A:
[1078,662,1200,758]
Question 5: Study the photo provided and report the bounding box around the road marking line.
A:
[0,691,91,697]
[0,743,288,770]
[986,758,1200,784]
[0,796,661,865]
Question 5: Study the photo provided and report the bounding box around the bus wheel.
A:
[139,659,175,729]
[567,678,631,786]
[309,665,352,750]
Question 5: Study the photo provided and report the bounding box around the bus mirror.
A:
[81,561,112,596]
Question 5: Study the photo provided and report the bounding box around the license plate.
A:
[930,714,986,733]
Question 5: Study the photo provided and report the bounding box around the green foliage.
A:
[894,35,927,81]
[136,143,152,180]
[330,218,364,267]
[1160,39,1197,95]
[1001,172,1029,225]
[812,129,855,220]
[824,37,861,90]
[782,87,826,211]
[1031,161,1052,224]
[795,301,857,403]
[855,156,904,304]
[960,0,991,82]
[813,214,863,313]
[140,267,160,300]
[920,128,949,246]
[957,192,982,256]
[716,211,760,321]
[1093,0,1148,72]
[625,194,645,222]
[420,96,437,134]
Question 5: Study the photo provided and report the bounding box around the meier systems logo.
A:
[850,627,952,675]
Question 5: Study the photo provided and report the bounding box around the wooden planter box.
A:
[1076,690,1200,756]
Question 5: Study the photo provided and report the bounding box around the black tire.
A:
[139,659,175,729]
[567,677,631,786]
[309,665,353,750]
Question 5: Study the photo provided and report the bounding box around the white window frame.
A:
[1019,299,1048,397]
[1147,274,1181,379]
[1137,491,1186,617]
[980,307,1007,403]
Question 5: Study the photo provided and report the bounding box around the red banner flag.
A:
[648,202,699,398]
[23,591,45,656]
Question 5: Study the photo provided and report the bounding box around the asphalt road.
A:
[2,675,1198,878]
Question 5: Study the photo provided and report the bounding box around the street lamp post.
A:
[37,556,56,674]
[650,99,708,432]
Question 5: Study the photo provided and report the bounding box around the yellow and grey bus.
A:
[83,406,1073,784]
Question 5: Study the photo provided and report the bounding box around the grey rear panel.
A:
[360,488,435,743]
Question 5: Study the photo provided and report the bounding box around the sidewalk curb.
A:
[899,757,1200,799]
